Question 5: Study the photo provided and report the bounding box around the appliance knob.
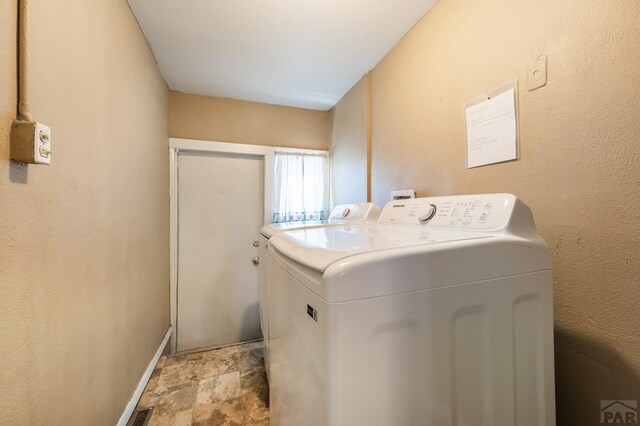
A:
[252,256,260,265]
[419,204,437,223]
[342,207,351,217]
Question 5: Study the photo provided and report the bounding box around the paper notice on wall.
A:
[465,88,517,168]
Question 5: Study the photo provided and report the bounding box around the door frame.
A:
[169,138,328,354]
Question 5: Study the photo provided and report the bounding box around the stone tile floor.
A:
[133,340,269,426]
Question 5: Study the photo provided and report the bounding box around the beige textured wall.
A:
[368,0,640,423]
[329,76,369,205]
[170,91,330,150]
[0,0,169,424]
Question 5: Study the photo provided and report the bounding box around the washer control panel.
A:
[379,194,518,230]
[328,203,380,222]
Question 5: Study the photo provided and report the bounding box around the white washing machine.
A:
[267,194,555,426]
[259,203,381,379]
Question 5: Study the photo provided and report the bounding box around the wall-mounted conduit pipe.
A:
[17,0,32,121]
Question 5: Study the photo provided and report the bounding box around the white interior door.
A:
[177,151,262,352]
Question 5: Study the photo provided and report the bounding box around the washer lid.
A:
[269,224,490,272]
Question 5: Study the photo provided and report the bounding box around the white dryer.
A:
[259,203,380,379]
[267,194,555,426]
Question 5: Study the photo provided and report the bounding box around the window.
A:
[272,152,328,223]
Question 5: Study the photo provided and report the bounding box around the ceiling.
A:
[127,0,438,110]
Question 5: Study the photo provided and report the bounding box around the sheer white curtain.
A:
[272,152,329,223]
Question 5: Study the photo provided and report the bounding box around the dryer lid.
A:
[261,202,381,238]
[269,224,490,272]
[261,220,328,239]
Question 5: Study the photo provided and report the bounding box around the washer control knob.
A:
[342,207,350,217]
[418,204,437,223]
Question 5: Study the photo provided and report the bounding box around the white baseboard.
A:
[117,327,173,426]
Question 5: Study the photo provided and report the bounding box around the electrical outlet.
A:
[527,55,547,91]
[10,121,52,165]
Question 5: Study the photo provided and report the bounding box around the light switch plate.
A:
[33,122,52,165]
[527,55,547,91]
